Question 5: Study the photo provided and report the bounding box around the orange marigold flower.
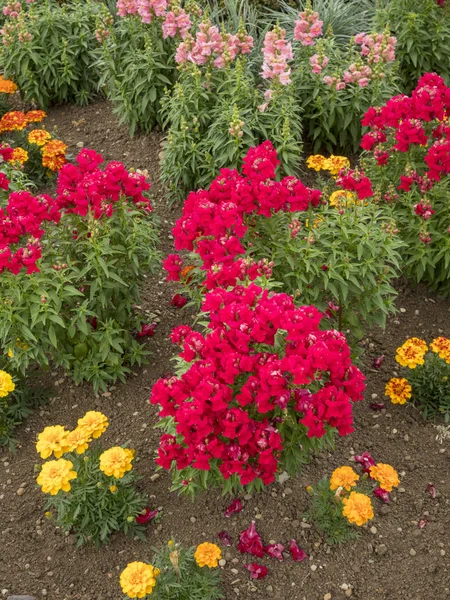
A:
[324,155,350,176]
[25,110,47,123]
[0,75,18,94]
[395,338,428,368]
[9,147,29,165]
[342,491,374,526]
[0,111,27,132]
[385,377,412,405]
[42,153,66,171]
[28,129,51,146]
[306,154,327,171]
[330,466,359,491]
[369,463,400,492]
[41,139,67,171]
[430,337,450,363]
[194,542,222,568]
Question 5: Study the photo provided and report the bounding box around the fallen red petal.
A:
[225,499,243,518]
[244,563,268,579]
[136,323,157,338]
[238,521,265,558]
[426,483,437,499]
[135,508,158,524]
[372,355,385,369]
[218,531,233,546]
[170,294,188,308]
[265,543,284,561]
[369,402,385,411]
[289,539,307,562]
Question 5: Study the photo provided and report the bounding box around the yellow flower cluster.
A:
[430,336,450,364]
[0,369,15,397]
[369,463,400,492]
[329,190,358,209]
[120,562,160,599]
[28,129,52,147]
[36,458,77,495]
[385,377,412,405]
[342,491,374,526]
[330,466,360,491]
[9,147,29,165]
[99,447,134,479]
[194,542,222,568]
[0,75,18,94]
[306,154,350,176]
[395,338,428,368]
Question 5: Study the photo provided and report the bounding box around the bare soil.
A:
[1,100,450,600]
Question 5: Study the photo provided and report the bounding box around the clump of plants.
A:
[361,72,450,292]
[120,540,223,599]
[1,0,111,107]
[379,0,450,93]
[164,142,402,339]
[0,149,160,391]
[307,458,400,544]
[385,336,450,420]
[150,281,365,497]
[0,109,68,182]
[36,411,148,546]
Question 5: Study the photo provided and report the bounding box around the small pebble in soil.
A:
[324,594,332,600]
[16,488,25,496]
[410,549,417,556]
[370,526,377,534]
[345,590,353,598]
[310,565,318,572]
[375,544,388,556]
[219,559,226,567]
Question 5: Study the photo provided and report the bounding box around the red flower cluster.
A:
[0,191,60,274]
[164,141,322,289]
[150,283,365,487]
[55,149,152,218]
[336,169,374,199]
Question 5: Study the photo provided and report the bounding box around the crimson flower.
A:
[244,563,268,579]
[136,508,158,524]
[136,323,157,338]
[218,531,233,546]
[354,451,376,473]
[225,499,243,518]
[170,294,188,308]
[289,540,307,562]
[265,543,284,560]
[238,521,265,557]
[372,355,385,369]
[373,487,390,503]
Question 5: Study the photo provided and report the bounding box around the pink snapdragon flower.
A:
[162,7,191,39]
[343,63,373,87]
[323,75,346,91]
[354,31,397,65]
[310,53,329,74]
[261,26,293,85]
[137,0,168,23]
[294,9,323,46]
[116,0,138,17]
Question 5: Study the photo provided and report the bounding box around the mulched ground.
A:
[1,100,450,600]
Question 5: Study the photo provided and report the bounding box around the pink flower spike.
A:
[218,531,233,546]
[244,563,268,579]
[238,521,265,557]
[136,508,158,524]
[373,487,390,503]
[265,543,284,560]
[354,451,376,473]
[426,483,437,499]
[372,355,385,369]
[225,499,243,518]
[136,323,157,338]
[170,293,188,308]
[289,539,307,562]
[417,518,428,529]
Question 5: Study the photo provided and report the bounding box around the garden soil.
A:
[1,100,450,600]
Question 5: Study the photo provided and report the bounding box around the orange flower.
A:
[395,338,428,368]
[330,466,359,491]
[430,337,450,363]
[385,377,412,405]
[369,463,400,492]
[28,129,51,146]
[0,111,27,132]
[9,147,28,165]
[0,75,18,94]
[342,491,374,526]
[25,110,47,123]
[41,139,67,171]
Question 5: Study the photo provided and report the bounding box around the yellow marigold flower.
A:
[395,338,428,368]
[329,190,356,208]
[36,458,77,495]
[306,154,327,171]
[41,139,67,171]
[109,485,118,493]
[0,370,15,397]
[194,542,222,568]
[369,463,400,492]
[99,446,134,478]
[41,139,67,156]
[36,425,69,459]
[9,147,29,165]
[28,129,51,147]
[342,491,374,526]
[77,410,108,440]
[25,110,47,123]
[0,75,18,94]
[324,155,350,176]
[385,377,412,405]
[330,466,359,491]
[0,111,27,132]
[120,562,160,599]
[430,337,450,363]
[65,427,90,455]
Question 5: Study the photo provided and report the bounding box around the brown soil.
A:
[1,100,450,600]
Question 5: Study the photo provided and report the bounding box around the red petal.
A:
[218,531,233,546]
[136,323,157,338]
[136,508,158,524]
[265,543,284,561]
[370,402,385,411]
[372,355,385,369]
[237,521,265,558]
[426,483,437,499]
[417,519,428,529]
[225,499,243,518]
[244,563,268,579]
[289,539,307,562]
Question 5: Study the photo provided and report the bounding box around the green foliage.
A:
[306,477,359,544]
[1,0,110,108]
[405,351,450,421]
[0,201,160,392]
[96,16,177,136]
[161,61,302,202]
[247,198,403,339]
[379,0,450,93]
[148,541,223,600]
[42,444,147,547]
